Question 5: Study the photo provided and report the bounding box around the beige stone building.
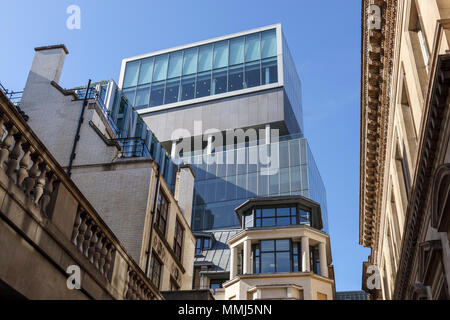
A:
[360,0,450,299]
[217,196,335,300]
[0,44,198,299]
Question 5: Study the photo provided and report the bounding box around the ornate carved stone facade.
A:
[360,0,450,300]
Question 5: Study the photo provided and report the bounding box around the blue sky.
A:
[0,0,370,291]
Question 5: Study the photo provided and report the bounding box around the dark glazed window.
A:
[181,75,196,101]
[228,64,244,92]
[196,72,211,98]
[244,61,261,89]
[149,81,165,107]
[156,191,169,235]
[164,78,180,104]
[174,219,184,261]
[212,68,227,95]
[254,240,291,274]
[149,253,162,289]
[262,57,278,85]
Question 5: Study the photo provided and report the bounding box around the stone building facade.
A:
[12,44,197,295]
[360,0,450,299]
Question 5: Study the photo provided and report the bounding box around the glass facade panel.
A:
[122,29,279,107]
[181,75,196,101]
[183,48,198,75]
[196,72,211,98]
[261,29,277,58]
[212,68,227,95]
[262,57,278,85]
[153,55,169,82]
[123,61,140,88]
[167,51,183,78]
[198,44,213,72]
[213,40,229,69]
[244,60,261,89]
[245,33,261,62]
[123,87,136,105]
[228,64,244,92]
[134,85,150,109]
[150,81,165,107]
[164,78,180,104]
[229,37,244,65]
[138,58,154,85]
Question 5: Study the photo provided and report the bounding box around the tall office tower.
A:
[119,24,332,298]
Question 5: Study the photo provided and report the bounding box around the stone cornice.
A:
[360,0,399,251]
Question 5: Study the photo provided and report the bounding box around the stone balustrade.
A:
[0,90,162,300]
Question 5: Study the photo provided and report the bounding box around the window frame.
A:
[149,252,163,289]
[173,218,184,262]
[253,239,292,274]
[155,191,169,236]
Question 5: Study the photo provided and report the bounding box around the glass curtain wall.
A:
[181,136,327,232]
[122,29,278,110]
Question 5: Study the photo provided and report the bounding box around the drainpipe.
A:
[67,79,91,177]
[145,163,161,276]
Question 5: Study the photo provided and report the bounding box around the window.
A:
[156,191,169,235]
[210,280,223,294]
[123,60,139,88]
[195,236,211,254]
[292,242,301,272]
[310,246,320,275]
[253,240,291,274]
[122,29,278,107]
[196,71,211,98]
[251,206,304,227]
[149,253,162,289]
[174,219,184,261]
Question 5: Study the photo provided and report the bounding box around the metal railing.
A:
[116,137,151,158]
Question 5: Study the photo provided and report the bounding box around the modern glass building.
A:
[117,24,329,289]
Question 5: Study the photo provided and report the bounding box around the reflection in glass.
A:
[245,61,261,88]
[183,47,198,75]
[134,85,150,109]
[150,81,165,107]
[228,64,244,92]
[167,51,183,78]
[261,253,275,273]
[153,55,169,82]
[213,40,229,69]
[123,87,136,105]
[276,252,290,272]
[245,33,261,62]
[181,75,196,101]
[123,61,139,88]
[229,37,244,65]
[261,29,277,58]
[212,68,227,95]
[138,58,154,85]
[196,72,211,98]
[164,78,180,104]
[262,57,278,85]
[198,44,213,72]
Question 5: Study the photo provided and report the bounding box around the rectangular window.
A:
[244,60,261,89]
[164,78,180,104]
[228,64,244,92]
[138,58,154,85]
[261,29,277,58]
[229,37,244,65]
[174,219,184,261]
[245,33,261,62]
[181,75,196,101]
[262,57,278,85]
[156,191,169,235]
[167,51,183,79]
[212,68,227,95]
[123,60,139,88]
[149,253,162,289]
[152,54,169,82]
[183,47,198,75]
[198,44,213,72]
[149,81,165,107]
[254,239,292,274]
[213,40,229,69]
[134,84,150,109]
[196,72,211,98]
